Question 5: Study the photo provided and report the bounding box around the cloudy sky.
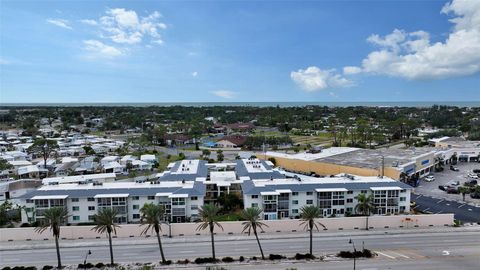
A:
[1,0,479,103]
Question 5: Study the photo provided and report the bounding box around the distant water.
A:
[1,101,480,108]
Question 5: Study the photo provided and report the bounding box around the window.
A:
[400,197,406,202]
[88,206,95,211]
[400,206,406,212]
[347,191,353,194]
[72,206,80,211]
[191,196,198,201]
[306,192,313,196]
[147,196,155,200]
[26,199,33,204]
[292,200,298,205]
[171,198,185,206]
[346,199,353,203]
[88,215,95,221]
[346,207,353,213]
[87,197,95,202]
[400,189,406,193]
[306,199,313,205]
[73,216,80,221]
[133,214,140,219]
[292,192,298,196]
[132,196,139,201]
[133,205,139,210]
[251,195,258,199]
[361,190,368,194]
[71,198,79,202]
[191,205,198,210]
[251,203,258,208]
[291,209,298,214]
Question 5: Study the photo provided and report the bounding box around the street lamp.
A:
[349,239,356,270]
[83,250,91,269]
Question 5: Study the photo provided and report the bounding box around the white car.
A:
[424,175,435,182]
[467,173,479,179]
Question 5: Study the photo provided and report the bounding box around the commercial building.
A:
[429,137,480,162]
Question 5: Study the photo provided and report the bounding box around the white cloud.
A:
[211,90,236,99]
[98,8,167,45]
[343,66,362,75]
[329,92,339,98]
[46,18,72,30]
[290,66,353,92]
[83,40,123,59]
[80,19,98,26]
[357,0,480,80]
[192,71,198,77]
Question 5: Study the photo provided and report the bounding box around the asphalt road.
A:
[411,193,480,223]
[1,230,479,269]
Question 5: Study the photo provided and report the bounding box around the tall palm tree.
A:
[140,203,167,263]
[241,207,268,260]
[196,204,223,260]
[92,208,120,265]
[299,205,326,256]
[35,207,69,268]
[457,186,470,201]
[355,193,376,230]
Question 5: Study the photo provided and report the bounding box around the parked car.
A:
[446,187,459,194]
[465,179,478,186]
[450,166,459,171]
[472,169,480,173]
[467,173,479,179]
[438,185,447,191]
[424,175,435,182]
[470,192,480,199]
[448,180,460,186]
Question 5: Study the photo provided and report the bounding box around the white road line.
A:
[289,246,305,249]
[443,239,459,242]
[3,258,21,262]
[458,204,465,208]
[424,207,430,211]
[234,248,249,251]
[179,250,195,253]
[392,241,407,244]
[376,251,396,259]
[437,199,444,204]
[389,251,410,259]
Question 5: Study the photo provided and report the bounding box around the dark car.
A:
[438,185,447,191]
[446,187,459,194]
[465,179,478,186]
[473,169,480,173]
[470,192,480,199]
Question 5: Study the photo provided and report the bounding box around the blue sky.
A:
[1,0,479,103]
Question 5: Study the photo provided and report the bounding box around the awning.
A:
[155,192,173,197]
[370,186,403,191]
[216,182,232,187]
[275,189,292,193]
[169,193,189,198]
[260,191,280,196]
[94,193,129,198]
[315,188,348,192]
[31,195,68,200]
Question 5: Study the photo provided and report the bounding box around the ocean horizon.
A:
[1,101,479,108]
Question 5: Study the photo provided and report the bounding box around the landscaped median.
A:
[0,249,375,270]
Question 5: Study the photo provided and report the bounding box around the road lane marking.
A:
[389,251,410,259]
[376,251,396,259]
[234,248,249,251]
[437,199,444,204]
[392,241,406,244]
[179,250,195,253]
[458,204,465,208]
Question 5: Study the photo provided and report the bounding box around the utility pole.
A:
[380,155,384,178]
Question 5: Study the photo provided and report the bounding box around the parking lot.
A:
[414,162,480,205]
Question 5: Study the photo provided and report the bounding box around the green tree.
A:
[216,150,224,162]
[241,207,268,259]
[202,149,211,159]
[196,204,223,260]
[140,203,167,263]
[458,186,470,201]
[355,193,376,230]
[35,207,69,268]
[92,208,120,265]
[300,205,326,255]
[27,139,59,170]
[0,159,13,171]
[217,193,243,212]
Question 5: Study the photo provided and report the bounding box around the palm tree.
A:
[355,193,376,230]
[92,208,120,265]
[241,207,268,259]
[35,207,69,268]
[140,203,167,263]
[299,205,326,256]
[457,186,470,201]
[196,204,223,260]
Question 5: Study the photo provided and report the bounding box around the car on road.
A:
[450,165,459,171]
[424,175,435,182]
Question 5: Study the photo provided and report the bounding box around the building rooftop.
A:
[266,147,358,161]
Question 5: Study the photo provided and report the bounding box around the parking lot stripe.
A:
[458,204,465,208]
[389,251,410,259]
[437,199,444,204]
[376,251,396,259]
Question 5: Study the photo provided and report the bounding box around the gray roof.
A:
[159,160,208,181]
[241,179,412,195]
[20,181,206,199]
[235,160,286,180]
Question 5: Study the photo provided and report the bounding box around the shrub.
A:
[2,267,11,270]
[42,266,53,270]
[94,263,105,268]
[176,259,190,264]
[221,257,234,263]
[160,260,172,265]
[294,253,316,260]
[362,249,373,258]
[77,263,94,269]
[24,267,36,270]
[268,254,285,260]
[337,249,373,258]
[239,256,245,262]
[194,257,217,264]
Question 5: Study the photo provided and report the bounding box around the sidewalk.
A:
[2,225,479,251]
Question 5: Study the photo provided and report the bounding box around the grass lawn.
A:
[216,212,243,222]
[290,134,333,146]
